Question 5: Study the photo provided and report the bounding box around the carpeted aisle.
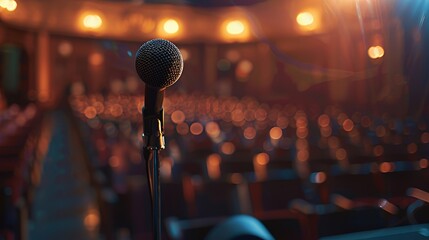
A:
[28,110,99,240]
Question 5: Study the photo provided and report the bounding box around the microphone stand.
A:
[142,107,165,240]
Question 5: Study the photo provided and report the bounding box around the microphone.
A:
[135,38,183,149]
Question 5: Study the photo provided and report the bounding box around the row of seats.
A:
[69,92,429,239]
[0,103,41,240]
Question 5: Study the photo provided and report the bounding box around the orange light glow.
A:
[163,19,180,34]
[226,20,245,35]
[243,126,256,140]
[296,9,320,32]
[2,0,17,11]
[297,149,309,162]
[160,158,173,180]
[269,127,283,140]
[205,121,221,138]
[368,45,385,59]
[222,18,250,41]
[318,114,330,128]
[335,148,347,161]
[171,110,186,124]
[84,209,100,231]
[89,52,104,66]
[221,142,235,155]
[296,12,314,26]
[254,153,270,165]
[176,122,189,135]
[190,122,204,135]
[420,158,428,169]
[379,162,394,173]
[83,14,103,29]
[207,154,222,180]
[373,145,384,157]
[342,119,354,132]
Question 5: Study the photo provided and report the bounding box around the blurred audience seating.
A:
[68,91,429,239]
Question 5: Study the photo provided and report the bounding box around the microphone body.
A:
[135,38,183,149]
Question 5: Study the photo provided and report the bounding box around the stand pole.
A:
[143,108,165,240]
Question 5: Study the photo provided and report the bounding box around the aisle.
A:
[28,110,99,240]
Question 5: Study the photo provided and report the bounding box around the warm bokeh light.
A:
[368,45,385,59]
[58,41,73,57]
[296,12,314,26]
[373,145,384,157]
[420,158,429,169]
[254,152,270,165]
[207,154,222,180]
[226,20,245,35]
[221,142,235,155]
[190,122,204,135]
[221,18,250,41]
[1,0,17,11]
[379,162,395,173]
[295,9,320,31]
[163,19,180,34]
[335,148,347,161]
[88,52,104,66]
[171,110,186,124]
[83,14,103,29]
[243,126,256,140]
[318,114,330,128]
[269,127,283,140]
[84,209,100,231]
[342,119,354,132]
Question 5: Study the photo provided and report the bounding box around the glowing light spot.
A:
[296,12,314,26]
[269,127,283,140]
[226,20,245,35]
[243,126,256,140]
[205,121,220,138]
[89,52,104,66]
[368,45,384,59]
[254,153,270,165]
[58,41,73,57]
[318,114,330,128]
[343,119,354,132]
[176,122,189,135]
[207,154,221,180]
[296,127,308,139]
[83,14,103,29]
[379,162,394,173]
[420,158,428,169]
[373,145,384,157]
[4,0,17,12]
[171,110,186,124]
[163,19,179,34]
[190,122,203,135]
[320,126,332,137]
[335,148,347,161]
[84,106,97,119]
[221,142,235,155]
[109,156,121,168]
[84,209,100,231]
[230,173,243,184]
[297,149,309,161]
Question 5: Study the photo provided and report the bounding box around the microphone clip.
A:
[142,108,165,150]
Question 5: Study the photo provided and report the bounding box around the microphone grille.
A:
[135,39,183,89]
